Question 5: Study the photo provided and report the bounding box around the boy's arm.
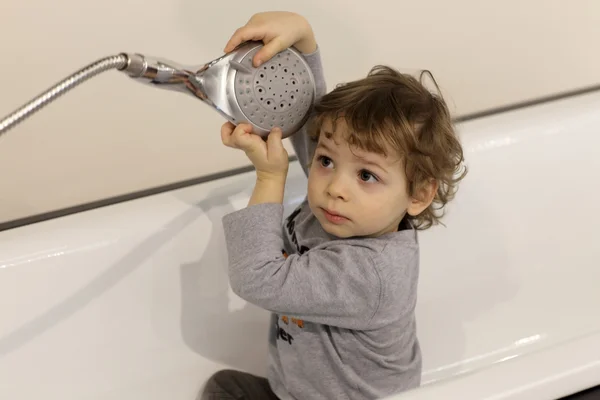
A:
[222,202,415,330]
[289,47,327,177]
[247,175,286,206]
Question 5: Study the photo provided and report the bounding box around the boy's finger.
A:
[224,26,265,53]
[220,122,236,147]
[230,123,256,149]
[255,37,286,67]
[267,127,285,154]
[232,123,253,139]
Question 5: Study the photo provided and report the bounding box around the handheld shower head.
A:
[120,41,316,139]
[0,41,316,139]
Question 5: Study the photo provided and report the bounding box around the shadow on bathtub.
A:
[178,171,308,375]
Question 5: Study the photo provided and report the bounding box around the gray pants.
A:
[199,369,280,400]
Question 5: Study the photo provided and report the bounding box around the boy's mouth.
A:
[320,208,349,224]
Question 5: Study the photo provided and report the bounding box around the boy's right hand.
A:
[224,11,317,68]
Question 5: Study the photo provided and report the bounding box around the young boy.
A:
[201,11,466,400]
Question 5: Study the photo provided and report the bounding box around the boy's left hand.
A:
[221,122,289,180]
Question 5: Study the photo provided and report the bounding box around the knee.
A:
[199,369,238,398]
[207,369,237,385]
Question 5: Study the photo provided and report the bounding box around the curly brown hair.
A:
[307,65,467,230]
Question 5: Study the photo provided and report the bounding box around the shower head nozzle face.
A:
[230,44,316,138]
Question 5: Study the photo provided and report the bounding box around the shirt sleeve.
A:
[222,202,383,330]
[288,46,328,177]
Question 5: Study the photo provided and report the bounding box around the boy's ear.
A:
[407,179,438,216]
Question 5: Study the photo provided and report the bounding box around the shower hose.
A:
[0,55,129,138]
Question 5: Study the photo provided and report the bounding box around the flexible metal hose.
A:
[0,54,128,138]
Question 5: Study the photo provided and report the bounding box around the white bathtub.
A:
[1,88,599,400]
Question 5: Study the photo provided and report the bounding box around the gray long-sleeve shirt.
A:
[222,47,422,400]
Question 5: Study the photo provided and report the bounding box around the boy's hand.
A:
[224,11,317,67]
[221,122,289,181]
[219,11,316,183]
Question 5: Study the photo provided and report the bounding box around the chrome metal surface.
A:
[122,41,316,138]
[0,41,316,140]
[0,55,128,137]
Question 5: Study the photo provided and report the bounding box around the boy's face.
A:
[307,119,430,238]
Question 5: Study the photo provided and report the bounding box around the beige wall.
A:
[1,0,599,224]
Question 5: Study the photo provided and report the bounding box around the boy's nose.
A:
[326,174,349,201]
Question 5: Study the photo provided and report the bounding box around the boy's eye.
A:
[360,170,378,183]
[319,155,333,168]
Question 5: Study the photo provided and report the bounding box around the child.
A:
[200,11,467,400]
